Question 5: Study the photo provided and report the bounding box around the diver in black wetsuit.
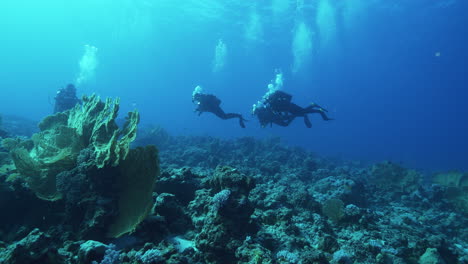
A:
[192,89,246,128]
[252,103,294,128]
[265,90,333,128]
[54,84,81,113]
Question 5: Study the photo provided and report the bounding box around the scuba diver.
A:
[266,90,333,128]
[54,84,81,113]
[254,90,333,128]
[192,86,246,128]
[252,102,294,128]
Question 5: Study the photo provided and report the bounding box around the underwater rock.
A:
[125,241,198,264]
[208,166,255,223]
[152,193,192,234]
[209,165,255,195]
[418,248,446,264]
[156,167,202,205]
[59,145,159,239]
[6,95,140,201]
[317,235,339,253]
[432,171,468,214]
[311,176,366,206]
[192,166,256,263]
[369,161,421,194]
[91,243,120,264]
[235,241,274,264]
[331,249,354,264]
[3,95,158,239]
[0,170,63,243]
[250,182,289,210]
[135,248,163,263]
[78,240,108,264]
[0,228,60,264]
[0,129,467,264]
[179,147,211,167]
[301,249,328,264]
[195,216,241,263]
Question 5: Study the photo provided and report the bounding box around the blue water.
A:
[0,0,467,171]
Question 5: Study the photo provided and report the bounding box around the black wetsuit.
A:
[266,91,332,128]
[54,84,81,113]
[254,106,293,128]
[193,93,246,128]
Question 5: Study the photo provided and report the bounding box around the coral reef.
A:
[0,229,61,264]
[5,95,140,200]
[108,146,159,238]
[432,171,468,214]
[370,161,422,194]
[1,95,159,241]
[0,124,467,264]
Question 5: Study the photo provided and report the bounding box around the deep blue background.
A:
[0,0,467,171]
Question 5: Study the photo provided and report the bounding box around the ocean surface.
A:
[1,0,467,171]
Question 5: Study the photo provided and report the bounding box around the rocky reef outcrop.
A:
[1,95,159,241]
[0,123,467,264]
